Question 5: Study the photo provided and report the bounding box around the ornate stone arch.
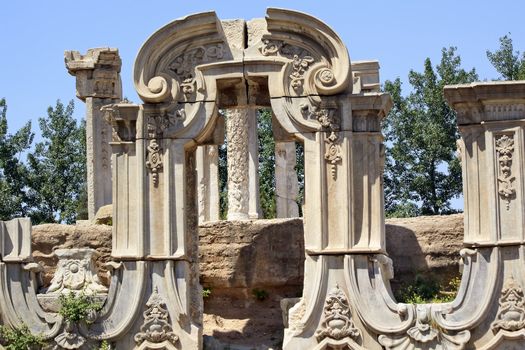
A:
[103,8,390,349]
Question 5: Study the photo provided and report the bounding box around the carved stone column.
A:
[275,141,299,218]
[226,108,250,220]
[65,48,122,219]
[196,145,219,223]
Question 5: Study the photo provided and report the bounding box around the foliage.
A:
[383,47,478,216]
[486,34,525,80]
[258,109,276,219]
[0,323,45,350]
[295,141,305,216]
[252,288,269,301]
[0,98,34,220]
[58,291,103,323]
[396,275,461,304]
[95,340,111,350]
[27,100,87,224]
[202,287,212,299]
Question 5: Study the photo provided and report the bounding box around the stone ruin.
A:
[1,8,525,350]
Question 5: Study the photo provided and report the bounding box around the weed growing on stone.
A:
[397,275,461,304]
[59,291,103,323]
[0,323,46,350]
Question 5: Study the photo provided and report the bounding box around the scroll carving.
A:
[316,285,360,342]
[134,287,179,347]
[146,110,186,186]
[492,277,525,332]
[496,134,516,210]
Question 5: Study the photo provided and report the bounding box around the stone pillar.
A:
[65,48,122,219]
[226,108,250,220]
[247,108,262,219]
[444,82,525,246]
[275,141,299,218]
[196,145,219,223]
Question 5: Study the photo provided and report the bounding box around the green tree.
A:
[487,34,525,80]
[383,47,478,216]
[258,109,276,218]
[27,100,86,224]
[0,98,34,220]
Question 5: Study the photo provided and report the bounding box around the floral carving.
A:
[259,38,315,92]
[496,134,516,210]
[302,104,342,179]
[134,288,179,347]
[316,285,360,342]
[146,110,186,186]
[169,44,224,97]
[492,277,525,332]
[290,54,315,91]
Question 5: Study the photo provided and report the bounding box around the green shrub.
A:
[397,275,461,304]
[0,323,45,350]
[252,288,269,301]
[203,288,212,299]
[59,291,103,323]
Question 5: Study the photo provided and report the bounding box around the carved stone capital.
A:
[101,101,139,142]
[65,48,122,101]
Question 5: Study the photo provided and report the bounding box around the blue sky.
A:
[1,1,524,210]
[2,1,523,129]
